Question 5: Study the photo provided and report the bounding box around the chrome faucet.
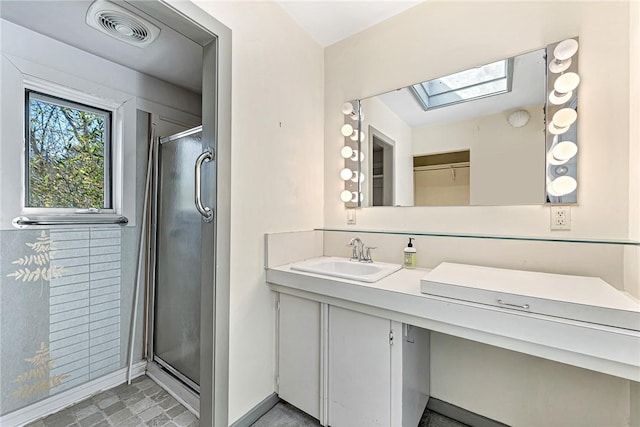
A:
[347,237,376,263]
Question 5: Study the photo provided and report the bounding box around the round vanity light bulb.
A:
[546,182,561,197]
[552,141,578,162]
[341,146,354,159]
[548,121,569,135]
[554,72,580,94]
[350,110,363,121]
[549,89,573,105]
[342,102,354,115]
[554,38,579,61]
[340,190,353,202]
[552,108,577,129]
[340,167,353,181]
[341,124,354,137]
[351,130,366,142]
[547,150,567,166]
[351,172,365,183]
[548,57,572,74]
[352,150,365,162]
[351,192,363,203]
[549,176,577,196]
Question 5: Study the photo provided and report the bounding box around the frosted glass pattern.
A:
[154,130,202,386]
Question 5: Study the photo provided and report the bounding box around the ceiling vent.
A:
[86,0,160,48]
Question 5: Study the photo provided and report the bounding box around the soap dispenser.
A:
[403,238,416,269]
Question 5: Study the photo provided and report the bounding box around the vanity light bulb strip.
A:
[341,100,363,207]
[546,37,579,203]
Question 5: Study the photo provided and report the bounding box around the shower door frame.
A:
[149,126,204,399]
[130,2,232,426]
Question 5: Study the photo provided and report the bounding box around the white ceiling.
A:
[0,0,203,93]
[276,1,423,47]
[0,0,425,93]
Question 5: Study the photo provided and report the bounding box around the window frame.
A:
[22,77,122,217]
[24,90,114,211]
[410,58,515,111]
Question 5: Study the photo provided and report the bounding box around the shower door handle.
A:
[195,148,214,223]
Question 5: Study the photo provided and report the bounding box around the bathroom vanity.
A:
[266,254,640,427]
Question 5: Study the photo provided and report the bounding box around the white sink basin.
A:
[291,257,402,283]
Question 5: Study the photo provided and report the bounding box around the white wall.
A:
[412,105,545,205]
[192,1,325,423]
[325,1,631,241]
[360,97,413,206]
[626,0,640,305]
[324,1,637,425]
[628,4,640,425]
[430,333,630,427]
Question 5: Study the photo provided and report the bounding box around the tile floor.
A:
[25,376,464,427]
[25,376,197,427]
[251,401,468,427]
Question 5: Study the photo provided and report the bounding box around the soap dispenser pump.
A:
[403,238,416,269]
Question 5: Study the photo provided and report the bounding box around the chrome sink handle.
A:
[362,246,376,263]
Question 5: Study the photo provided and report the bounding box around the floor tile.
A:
[26,376,197,427]
[173,411,197,427]
[139,406,164,422]
[78,412,104,427]
[108,407,134,424]
[24,375,466,427]
[166,404,186,419]
[103,400,126,416]
[146,413,170,426]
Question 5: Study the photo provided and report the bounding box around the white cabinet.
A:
[277,293,430,427]
[328,306,398,427]
[277,293,321,419]
[328,307,430,427]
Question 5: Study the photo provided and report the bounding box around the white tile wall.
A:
[49,227,121,393]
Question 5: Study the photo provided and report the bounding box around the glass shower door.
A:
[153,126,203,390]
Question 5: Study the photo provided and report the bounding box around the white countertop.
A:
[267,258,640,382]
[422,262,640,310]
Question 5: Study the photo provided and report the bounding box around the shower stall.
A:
[146,126,207,405]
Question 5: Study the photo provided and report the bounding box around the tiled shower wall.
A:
[48,228,122,393]
[0,111,149,417]
[0,227,130,415]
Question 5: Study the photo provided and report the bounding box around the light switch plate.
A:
[347,209,356,224]
[550,205,571,230]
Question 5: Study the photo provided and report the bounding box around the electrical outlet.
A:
[550,206,571,230]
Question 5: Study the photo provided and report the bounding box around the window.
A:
[25,90,112,210]
[410,58,514,111]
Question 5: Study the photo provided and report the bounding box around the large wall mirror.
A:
[340,39,579,208]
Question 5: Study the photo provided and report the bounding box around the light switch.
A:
[347,209,356,224]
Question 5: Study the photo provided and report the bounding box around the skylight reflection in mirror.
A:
[410,59,514,111]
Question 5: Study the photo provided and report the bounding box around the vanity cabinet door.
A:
[277,293,321,419]
[328,306,399,427]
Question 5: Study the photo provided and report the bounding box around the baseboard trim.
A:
[427,397,510,427]
[230,393,280,427]
[0,361,147,427]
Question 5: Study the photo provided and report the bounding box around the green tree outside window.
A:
[26,91,111,209]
